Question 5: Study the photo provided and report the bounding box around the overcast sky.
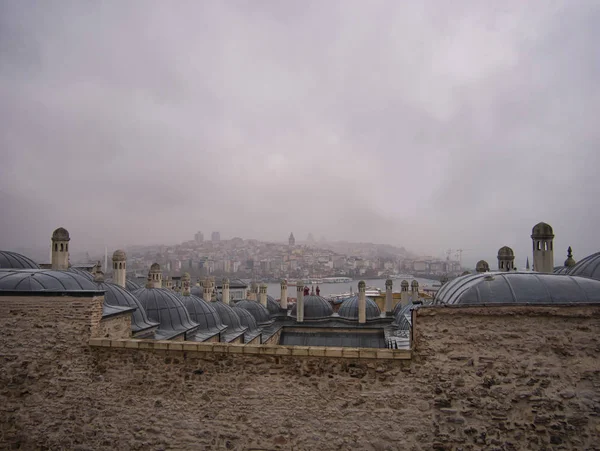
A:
[1,0,599,267]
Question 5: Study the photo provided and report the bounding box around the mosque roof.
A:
[392,302,414,330]
[210,300,247,342]
[337,295,381,321]
[531,222,554,239]
[132,287,198,340]
[266,295,282,314]
[177,293,226,338]
[0,269,104,296]
[125,279,142,291]
[67,267,95,281]
[434,271,600,305]
[0,250,40,270]
[51,227,70,241]
[567,252,600,281]
[235,299,273,325]
[290,295,333,320]
[95,280,157,334]
[553,266,570,275]
[231,306,262,343]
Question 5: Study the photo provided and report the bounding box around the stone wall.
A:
[1,296,599,450]
[96,313,132,340]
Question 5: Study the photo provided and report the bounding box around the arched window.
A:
[60,243,63,251]
[544,242,548,251]
[65,244,68,252]
[550,242,553,251]
[500,261,504,269]
[54,244,58,252]
[537,241,541,251]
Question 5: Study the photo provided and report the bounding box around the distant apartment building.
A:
[194,231,204,244]
[413,260,429,272]
[211,232,220,242]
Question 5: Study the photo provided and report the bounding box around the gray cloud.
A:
[1,0,599,267]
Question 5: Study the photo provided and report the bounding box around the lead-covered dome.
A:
[497,246,514,257]
[0,250,40,269]
[231,306,261,343]
[125,279,141,291]
[177,293,226,338]
[567,252,600,281]
[112,249,126,262]
[0,269,103,295]
[94,278,157,336]
[434,272,600,305]
[337,295,381,321]
[531,222,554,239]
[235,299,273,325]
[475,260,489,273]
[132,287,198,340]
[266,295,281,314]
[52,227,70,241]
[290,295,333,320]
[392,301,414,330]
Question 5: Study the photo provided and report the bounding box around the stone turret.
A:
[249,282,258,301]
[222,278,230,305]
[497,246,515,272]
[400,280,409,306]
[358,280,366,324]
[112,249,127,288]
[149,263,162,288]
[532,222,554,274]
[280,280,288,309]
[259,283,268,308]
[164,276,173,290]
[181,273,191,296]
[51,227,70,270]
[385,279,393,315]
[202,277,213,301]
[411,280,419,303]
[296,283,304,323]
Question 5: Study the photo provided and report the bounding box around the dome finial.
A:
[93,269,105,283]
[564,246,576,267]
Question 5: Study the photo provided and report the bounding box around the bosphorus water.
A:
[264,277,438,299]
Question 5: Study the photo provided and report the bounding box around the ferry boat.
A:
[321,277,352,284]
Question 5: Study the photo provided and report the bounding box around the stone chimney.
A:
[358,280,366,324]
[112,250,127,288]
[259,283,268,307]
[296,283,304,323]
[149,263,162,288]
[145,273,154,289]
[385,279,393,315]
[181,273,191,296]
[411,280,419,303]
[203,277,212,301]
[222,278,230,305]
[280,280,288,309]
[164,276,173,290]
[400,280,409,306]
[249,282,258,301]
[51,227,70,270]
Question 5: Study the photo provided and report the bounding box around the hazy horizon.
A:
[1,1,599,268]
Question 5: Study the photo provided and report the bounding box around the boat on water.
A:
[388,273,416,281]
[321,277,352,284]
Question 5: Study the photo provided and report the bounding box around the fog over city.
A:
[1,0,599,266]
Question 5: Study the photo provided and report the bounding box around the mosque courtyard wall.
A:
[1,296,599,450]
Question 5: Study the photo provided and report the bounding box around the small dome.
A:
[553,266,570,275]
[476,260,490,273]
[67,267,95,281]
[52,227,70,241]
[0,250,40,269]
[150,263,160,271]
[112,249,126,262]
[497,246,514,257]
[0,269,102,294]
[95,281,157,335]
[177,293,226,335]
[532,222,554,239]
[290,295,333,320]
[401,280,409,288]
[337,295,381,321]
[266,295,281,314]
[125,279,141,291]
[190,285,202,297]
[235,299,273,325]
[132,287,198,339]
[210,301,247,340]
[231,306,260,332]
[411,280,419,288]
[567,252,600,281]
[392,301,414,330]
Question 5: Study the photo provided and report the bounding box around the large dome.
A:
[51,227,70,241]
[337,295,381,321]
[531,222,554,239]
[266,295,281,314]
[95,280,157,336]
[290,295,333,320]
[0,250,40,269]
[231,306,261,343]
[434,272,600,305]
[235,299,273,325]
[177,293,226,337]
[0,269,103,295]
[125,279,141,291]
[132,287,198,340]
[567,252,600,281]
[392,301,414,330]
[67,267,95,281]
